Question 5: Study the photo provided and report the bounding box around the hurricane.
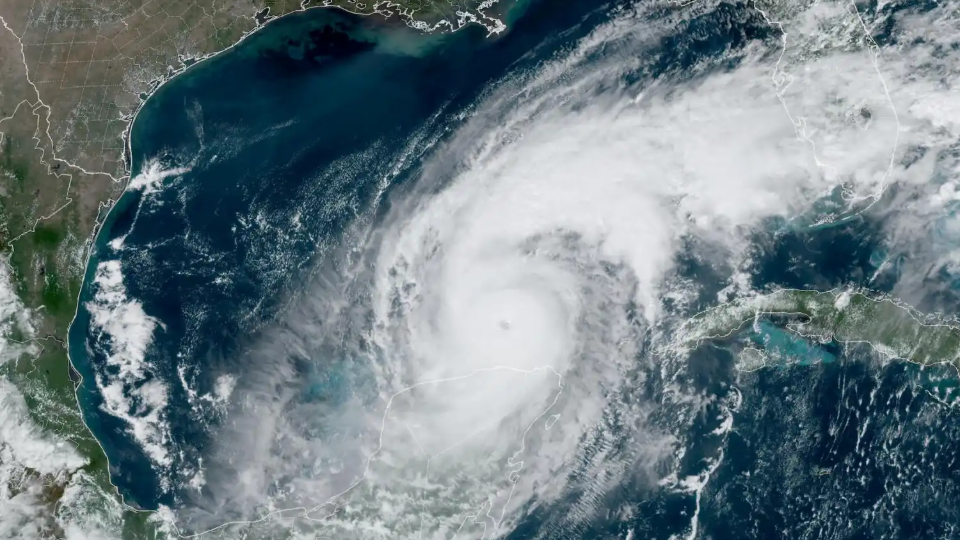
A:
[71,0,960,538]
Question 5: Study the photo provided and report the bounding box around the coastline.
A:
[60,2,512,535]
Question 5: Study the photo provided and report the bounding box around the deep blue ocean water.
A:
[68,0,615,513]
[66,0,960,537]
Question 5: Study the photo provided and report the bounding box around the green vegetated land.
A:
[676,288,960,369]
[0,109,164,540]
[0,0,516,535]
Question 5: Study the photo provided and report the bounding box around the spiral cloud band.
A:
[98,0,960,537]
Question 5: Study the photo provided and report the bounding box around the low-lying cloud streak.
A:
[125,0,960,537]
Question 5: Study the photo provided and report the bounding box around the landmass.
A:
[1,0,955,535]
[0,0,509,536]
[673,288,960,372]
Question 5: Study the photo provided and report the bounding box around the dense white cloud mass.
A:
[0,256,128,540]
[0,256,63,540]
[156,1,960,538]
[2,0,947,538]
[86,259,172,471]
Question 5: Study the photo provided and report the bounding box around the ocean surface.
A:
[66,0,960,537]
[68,0,609,514]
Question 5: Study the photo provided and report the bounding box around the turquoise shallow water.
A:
[751,322,837,366]
[65,0,960,537]
[68,0,610,514]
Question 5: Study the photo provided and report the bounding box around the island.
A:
[673,288,960,371]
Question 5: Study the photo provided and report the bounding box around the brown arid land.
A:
[0,0,504,536]
[0,0,507,331]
